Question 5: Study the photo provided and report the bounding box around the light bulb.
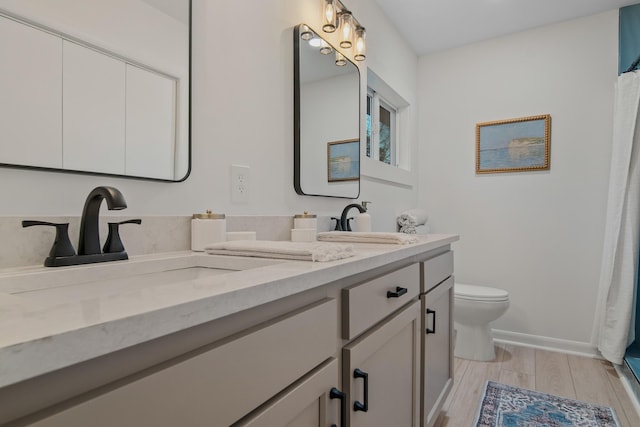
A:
[335,52,346,66]
[322,0,336,33]
[339,11,353,49]
[319,40,333,55]
[354,26,366,61]
[300,24,313,41]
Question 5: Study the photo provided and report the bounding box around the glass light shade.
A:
[319,40,333,55]
[322,0,337,33]
[300,25,313,40]
[354,26,366,61]
[339,11,353,48]
[335,52,346,66]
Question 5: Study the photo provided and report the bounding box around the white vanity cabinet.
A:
[1,240,458,427]
[342,264,421,427]
[29,299,339,427]
[343,301,421,427]
[420,252,454,427]
[233,358,341,427]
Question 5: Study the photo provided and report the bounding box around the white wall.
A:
[0,0,418,232]
[418,11,618,348]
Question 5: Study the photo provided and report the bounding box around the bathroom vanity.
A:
[0,235,457,426]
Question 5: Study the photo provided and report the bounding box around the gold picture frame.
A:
[327,139,359,182]
[476,114,551,174]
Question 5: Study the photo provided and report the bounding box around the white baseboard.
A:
[492,329,602,358]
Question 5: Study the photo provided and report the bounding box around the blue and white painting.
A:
[328,139,359,181]
[477,115,550,173]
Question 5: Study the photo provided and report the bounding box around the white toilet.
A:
[454,283,509,361]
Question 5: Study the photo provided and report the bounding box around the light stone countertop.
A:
[0,234,458,388]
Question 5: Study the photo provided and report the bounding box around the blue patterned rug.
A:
[474,381,621,427]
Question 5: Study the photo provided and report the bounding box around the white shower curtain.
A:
[596,70,640,365]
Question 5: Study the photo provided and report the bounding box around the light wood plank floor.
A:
[434,343,640,427]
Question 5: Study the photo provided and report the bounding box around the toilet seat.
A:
[454,283,509,302]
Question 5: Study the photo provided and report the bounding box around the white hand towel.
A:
[204,240,355,262]
[317,231,419,245]
[397,209,428,227]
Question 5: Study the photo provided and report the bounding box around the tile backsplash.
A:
[0,215,334,270]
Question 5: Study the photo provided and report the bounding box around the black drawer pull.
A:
[387,286,408,298]
[426,309,436,334]
[330,387,346,427]
[353,368,369,412]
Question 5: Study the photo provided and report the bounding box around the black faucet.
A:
[23,186,141,267]
[78,186,127,255]
[339,203,367,232]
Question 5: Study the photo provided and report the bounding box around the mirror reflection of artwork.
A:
[476,114,551,174]
[328,139,359,182]
[0,0,190,181]
[294,23,360,198]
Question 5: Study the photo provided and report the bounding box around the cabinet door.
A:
[343,301,420,427]
[62,40,125,174]
[422,276,453,427]
[0,15,62,168]
[234,358,342,427]
[29,299,338,427]
[125,64,177,180]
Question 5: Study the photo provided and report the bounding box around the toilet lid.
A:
[454,283,509,302]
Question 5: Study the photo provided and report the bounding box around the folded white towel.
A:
[204,240,355,262]
[317,231,419,245]
[397,209,429,227]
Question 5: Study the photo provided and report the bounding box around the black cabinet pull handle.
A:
[387,286,408,298]
[330,387,346,427]
[353,368,369,412]
[426,309,436,334]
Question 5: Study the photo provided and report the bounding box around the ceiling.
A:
[374,0,639,56]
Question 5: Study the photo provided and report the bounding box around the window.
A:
[362,68,412,187]
[366,89,397,166]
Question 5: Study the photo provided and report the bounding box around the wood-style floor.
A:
[434,343,640,427]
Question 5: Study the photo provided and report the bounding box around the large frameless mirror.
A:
[294,23,360,198]
[0,0,190,181]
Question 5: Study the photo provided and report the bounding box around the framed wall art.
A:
[476,114,551,174]
[327,139,359,182]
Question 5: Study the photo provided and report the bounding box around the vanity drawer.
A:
[31,299,338,427]
[342,263,419,340]
[422,251,453,292]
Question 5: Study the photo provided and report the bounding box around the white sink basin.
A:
[0,253,283,297]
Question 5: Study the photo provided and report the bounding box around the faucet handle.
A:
[103,219,142,254]
[330,217,342,231]
[346,217,354,232]
[22,220,76,259]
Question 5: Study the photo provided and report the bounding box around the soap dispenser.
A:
[355,201,372,232]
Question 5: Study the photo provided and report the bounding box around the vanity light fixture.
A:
[320,0,366,61]
[300,24,313,40]
[322,0,337,32]
[338,11,353,48]
[335,51,347,66]
[319,39,333,55]
[354,26,366,61]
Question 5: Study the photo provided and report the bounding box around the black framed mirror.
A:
[0,0,191,182]
[294,23,360,198]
